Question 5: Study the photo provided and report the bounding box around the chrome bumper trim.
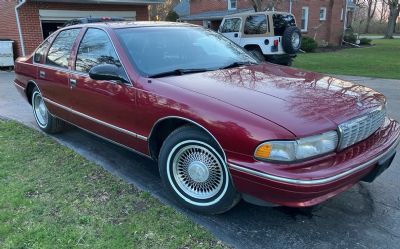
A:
[230,137,400,185]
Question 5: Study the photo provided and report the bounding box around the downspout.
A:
[289,0,292,14]
[15,0,27,56]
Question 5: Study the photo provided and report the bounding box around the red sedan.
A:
[14,22,400,214]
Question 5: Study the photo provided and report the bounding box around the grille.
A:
[338,109,386,150]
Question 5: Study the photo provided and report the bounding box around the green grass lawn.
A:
[0,120,227,249]
[293,39,400,80]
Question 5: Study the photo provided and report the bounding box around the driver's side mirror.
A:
[89,64,129,83]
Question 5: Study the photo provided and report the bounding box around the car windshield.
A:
[115,27,257,77]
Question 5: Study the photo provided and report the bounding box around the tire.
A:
[31,87,65,134]
[282,26,302,54]
[159,126,240,214]
[247,48,265,62]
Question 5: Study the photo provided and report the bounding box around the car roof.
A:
[224,11,293,19]
[65,21,199,29]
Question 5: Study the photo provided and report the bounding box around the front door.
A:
[69,28,141,149]
[219,18,242,45]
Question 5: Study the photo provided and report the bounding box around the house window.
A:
[228,0,237,10]
[301,7,309,32]
[320,7,327,21]
[341,8,344,21]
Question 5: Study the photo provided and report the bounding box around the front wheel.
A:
[31,87,65,133]
[159,126,240,214]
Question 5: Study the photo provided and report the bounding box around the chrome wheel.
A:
[172,144,223,199]
[166,140,229,206]
[32,91,48,128]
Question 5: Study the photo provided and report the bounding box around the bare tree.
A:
[149,0,180,21]
[383,0,400,38]
[249,0,283,11]
[379,0,389,23]
[365,0,378,33]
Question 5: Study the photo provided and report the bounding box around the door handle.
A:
[70,79,77,88]
[39,71,46,79]
[234,33,239,38]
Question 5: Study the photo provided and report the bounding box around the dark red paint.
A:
[14,22,400,207]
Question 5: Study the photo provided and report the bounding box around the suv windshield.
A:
[116,27,256,77]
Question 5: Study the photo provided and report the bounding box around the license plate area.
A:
[361,150,396,183]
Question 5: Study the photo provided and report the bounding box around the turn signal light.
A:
[255,144,272,159]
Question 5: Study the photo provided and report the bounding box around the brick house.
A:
[0,0,163,58]
[179,0,356,46]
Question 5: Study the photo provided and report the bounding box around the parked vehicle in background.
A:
[14,21,400,214]
[219,11,301,66]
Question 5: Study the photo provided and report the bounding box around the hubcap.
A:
[188,161,210,182]
[172,144,223,200]
[292,33,300,48]
[33,92,48,127]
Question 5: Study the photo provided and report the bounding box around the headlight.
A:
[254,131,338,162]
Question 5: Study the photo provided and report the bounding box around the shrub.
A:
[359,37,372,45]
[165,11,179,22]
[343,27,357,44]
[301,36,318,52]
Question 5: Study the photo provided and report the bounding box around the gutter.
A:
[15,0,27,56]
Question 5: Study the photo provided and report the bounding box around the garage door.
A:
[39,10,136,21]
[39,10,136,39]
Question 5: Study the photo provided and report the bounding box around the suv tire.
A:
[282,26,302,54]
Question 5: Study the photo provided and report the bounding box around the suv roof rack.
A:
[63,17,126,27]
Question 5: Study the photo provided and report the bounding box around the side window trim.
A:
[33,33,57,64]
[45,28,81,69]
[73,27,132,86]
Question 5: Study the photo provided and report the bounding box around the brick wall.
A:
[189,0,348,46]
[0,0,150,57]
[0,0,20,58]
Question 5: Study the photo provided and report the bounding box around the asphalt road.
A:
[1,71,400,249]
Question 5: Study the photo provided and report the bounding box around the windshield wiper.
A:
[148,68,210,78]
[220,61,257,70]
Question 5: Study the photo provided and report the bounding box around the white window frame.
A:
[301,7,309,32]
[320,7,327,21]
[228,0,237,10]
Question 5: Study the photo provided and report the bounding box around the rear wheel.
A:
[31,87,65,133]
[159,126,240,214]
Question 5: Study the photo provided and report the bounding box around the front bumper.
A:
[228,118,400,207]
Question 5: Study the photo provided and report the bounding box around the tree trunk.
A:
[251,0,263,12]
[385,1,400,38]
[365,0,378,33]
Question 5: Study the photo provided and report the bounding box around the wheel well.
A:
[244,44,262,52]
[26,81,37,105]
[148,118,225,161]
[148,118,190,160]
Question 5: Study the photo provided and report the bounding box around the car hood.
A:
[156,63,386,137]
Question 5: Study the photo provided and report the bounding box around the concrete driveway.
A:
[1,71,400,249]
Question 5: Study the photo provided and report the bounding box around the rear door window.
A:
[221,18,241,33]
[75,28,123,74]
[46,29,81,68]
[244,14,269,35]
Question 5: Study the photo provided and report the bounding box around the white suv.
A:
[219,11,301,66]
